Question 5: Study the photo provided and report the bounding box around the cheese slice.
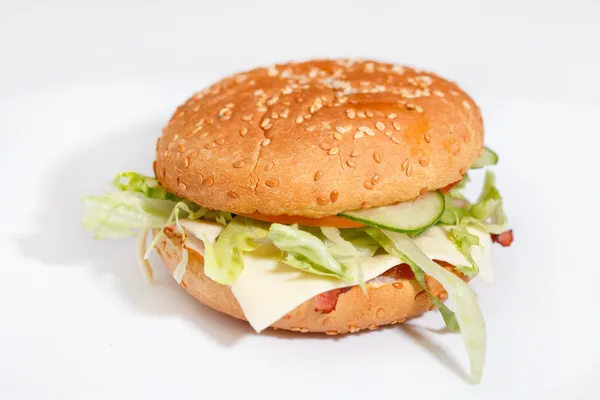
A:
[176,220,494,332]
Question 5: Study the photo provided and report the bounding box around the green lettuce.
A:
[440,171,508,234]
[448,227,480,278]
[367,227,486,384]
[268,224,348,278]
[203,216,270,285]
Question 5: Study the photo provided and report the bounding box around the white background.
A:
[1,1,600,399]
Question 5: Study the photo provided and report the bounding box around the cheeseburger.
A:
[82,59,512,383]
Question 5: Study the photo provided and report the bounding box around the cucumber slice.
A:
[339,191,445,233]
[471,147,498,169]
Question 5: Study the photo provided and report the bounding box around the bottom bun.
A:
[156,235,455,335]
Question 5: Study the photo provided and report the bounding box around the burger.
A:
[82,59,512,383]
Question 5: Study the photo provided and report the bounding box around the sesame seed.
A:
[401,159,409,171]
[433,90,444,97]
[462,100,471,110]
[239,127,248,137]
[161,150,168,160]
[384,131,392,137]
[271,112,279,119]
[306,125,316,132]
[371,174,380,185]
[419,156,430,167]
[376,122,385,131]
[364,180,374,190]
[335,126,347,134]
[415,105,423,113]
[424,133,432,143]
[357,111,366,118]
[319,142,332,150]
[184,157,190,168]
[290,327,301,332]
[204,142,216,149]
[233,160,245,168]
[463,135,469,143]
[406,165,414,176]
[361,202,370,209]
[387,113,397,119]
[215,137,225,145]
[366,111,374,117]
[317,196,329,205]
[296,116,304,123]
[192,125,203,133]
[241,115,253,121]
[346,109,356,119]
[392,282,403,289]
[328,148,339,155]
[300,328,309,333]
[177,144,185,152]
[420,187,428,195]
[450,90,459,96]
[376,308,385,318]
[346,160,356,168]
[393,121,402,131]
[405,103,415,111]
[260,118,272,129]
[350,150,359,157]
[334,132,344,141]
[330,190,339,202]
[178,181,187,190]
[266,179,279,188]
[227,191,239,199]
[353,131,364,139]
[264,162,274,172]
[261,139,271,146]
[314,170,324,181]
[348,325,360,333]
[204,177,214,187]
[373,152,381,163]
[187,151,199,158]
[390,136,401,144]
[368,324,378,330]
[267,96,279,106]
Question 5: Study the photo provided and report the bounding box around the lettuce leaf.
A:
[203,216,270,285]
[440,171,508,234]
[321,227,377,290]
[368,227,486,384]
[448,227,480,278]
[365,228,459,331]
[268,224,347,278]
[81,191,182,239]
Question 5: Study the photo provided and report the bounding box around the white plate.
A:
[1,2,599,399]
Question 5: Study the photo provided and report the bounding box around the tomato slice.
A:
[241,212,366,228]
[439,180,460,194]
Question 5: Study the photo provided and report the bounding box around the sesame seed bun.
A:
[156,233,453,334]
[154,59,484,218]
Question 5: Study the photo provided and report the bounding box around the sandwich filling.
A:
[81,148,511,384]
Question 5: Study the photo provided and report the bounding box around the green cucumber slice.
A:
[471,147,498,169]
[339,191,445,233]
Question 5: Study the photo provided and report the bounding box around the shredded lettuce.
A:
[448,227,480,278]
[365,228,459,331]
[440,171,508,235]
[203,216,270,285]
[268,224,348,278]
[320,227,377,290]
[368,227,486,384]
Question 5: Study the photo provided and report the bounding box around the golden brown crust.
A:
[156,234,449,334]
[154,59,484,218]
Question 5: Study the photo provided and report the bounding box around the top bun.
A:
[154,59,484,218]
